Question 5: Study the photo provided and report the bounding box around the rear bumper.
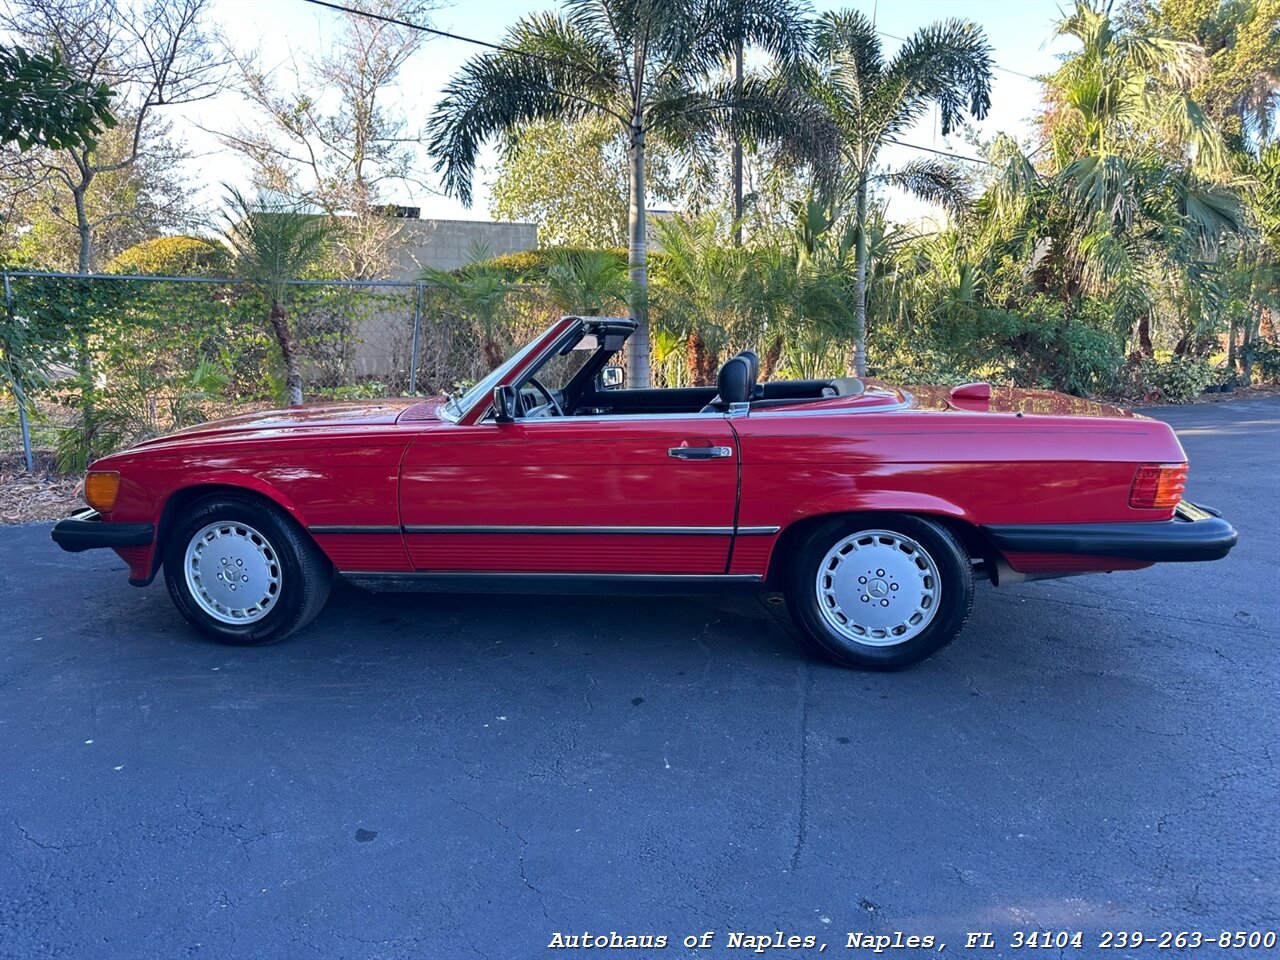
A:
[981,501,1238,563]
[51,508,155,553]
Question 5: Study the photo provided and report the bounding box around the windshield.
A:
[442,333,549,422]
[530,333,601,392]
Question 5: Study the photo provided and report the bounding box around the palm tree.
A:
[802,10,994,376]
[421,244,513,371]
[1048,1,1226,174]
[1229,142,1280,382]
[427,0,817,387]
[1045,1,1241,354]
[221,188,331,406]
[543,249,633,315]
[651,204,857,383]
[650,211,759,382]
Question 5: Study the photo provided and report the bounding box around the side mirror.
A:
[493,385,519,423]
[598,365,624,390]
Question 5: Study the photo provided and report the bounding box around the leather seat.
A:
[700,355,755,412]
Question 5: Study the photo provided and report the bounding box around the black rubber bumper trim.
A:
[981,503,1238,563]
[51,508,156,553]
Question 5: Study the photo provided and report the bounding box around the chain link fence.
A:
[1,271,564,473]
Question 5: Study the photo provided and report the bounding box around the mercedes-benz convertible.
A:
[51,315,1237,669]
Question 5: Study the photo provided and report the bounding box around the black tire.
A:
[163,494,332,646]
[784,514,973,670]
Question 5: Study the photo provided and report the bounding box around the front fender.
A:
[109,469,313,587]
[161,471,311,528]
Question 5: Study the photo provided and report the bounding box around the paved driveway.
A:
[1,399,1277,959]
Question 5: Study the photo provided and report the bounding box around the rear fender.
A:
[787,490,972,525]
[762,493,980,586]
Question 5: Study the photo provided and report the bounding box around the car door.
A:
[398,413,740,577]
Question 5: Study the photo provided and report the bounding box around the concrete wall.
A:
[347,218,539,383]
[388,218,538,278]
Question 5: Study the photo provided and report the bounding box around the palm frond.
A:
[646,73,837,171]
[220,186,331,301]
[426,13,624,205]
[1174,176,1246,253]
[878,158,972,216]
[698,0,812,68]
[1159,90,1227,174]
[875,18,993,137]
[544,249,634,314]
[805,11,883,162]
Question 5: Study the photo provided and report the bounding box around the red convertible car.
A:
[52,316,1236,669]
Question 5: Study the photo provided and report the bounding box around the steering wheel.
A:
[524,377,565,417]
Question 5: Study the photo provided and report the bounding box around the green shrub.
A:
[994,311,1124,397]
[106,236,228,277]
[474,245,631,282]
[924,299,1125,396]
[1136,356,1215,403]
[312,381,388,401]
[1244,337,1280,383]
[865,348,973,386]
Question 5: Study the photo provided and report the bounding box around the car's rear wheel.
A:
[163,495,332,646]
[785,514,973,670]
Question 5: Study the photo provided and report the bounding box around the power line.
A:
[884,137,990,166]
[302,0,524,55]
[301,0,624,105]
[873,28,1038,80]
[301,0,609,84]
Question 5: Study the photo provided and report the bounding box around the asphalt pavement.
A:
[1,398,1277,960]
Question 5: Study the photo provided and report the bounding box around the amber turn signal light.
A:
[84,471,121,513]
[1129,462,1187,509]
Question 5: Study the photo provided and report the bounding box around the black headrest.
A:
[716,356,752,405]
[734,350,760,383]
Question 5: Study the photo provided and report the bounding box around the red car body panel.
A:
[65,318,1232,588]
[399,417,739,574]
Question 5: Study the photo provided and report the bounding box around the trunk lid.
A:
[908,384,1141,419]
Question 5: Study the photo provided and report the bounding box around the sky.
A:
[173,0,1080,228]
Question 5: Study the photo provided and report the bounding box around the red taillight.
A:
[1129,463,1187,509]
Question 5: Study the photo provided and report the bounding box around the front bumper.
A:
[982,501,1238,563]
[51,508,155,553]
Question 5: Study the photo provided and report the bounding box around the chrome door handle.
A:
[668,446,733,460]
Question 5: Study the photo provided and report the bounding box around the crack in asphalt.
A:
[447,796,550,921]
[789,661,814,874]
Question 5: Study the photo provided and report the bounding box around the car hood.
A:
[908,384,1141,419]
[125,397,443,451]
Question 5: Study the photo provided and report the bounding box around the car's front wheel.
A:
[163,495,332,645]
[785,514,973,670]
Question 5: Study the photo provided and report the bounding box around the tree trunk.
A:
[686,329,706,385]
[72,179,97,449]
[1137,312,1154,357]
[1241,303,1264,386]
[625,116,650,388]
[1227,313,1237,374]
[731,40,744,247]
[72,184,92,287]
[851,175,869,378]
[760,336,784,380]
[269,299,304,405]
